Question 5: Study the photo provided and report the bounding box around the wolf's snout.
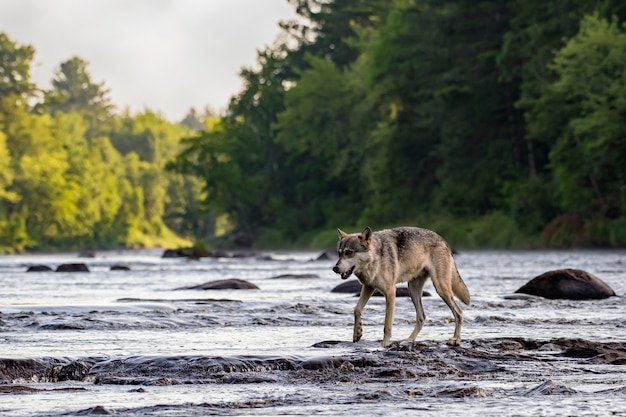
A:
[333,264,355,280]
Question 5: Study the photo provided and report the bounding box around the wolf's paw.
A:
[381,339,390,348]
[446,337,461,346]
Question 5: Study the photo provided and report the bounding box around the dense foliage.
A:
[2,0,626,251]
[0,33,209,251]
[171,0,626,248]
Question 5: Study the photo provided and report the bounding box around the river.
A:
[1,249,625,416]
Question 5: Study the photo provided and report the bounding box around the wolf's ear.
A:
[360,227,372,244]
[337,228,348,239]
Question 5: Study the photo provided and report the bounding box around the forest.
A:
[1,0,626,252]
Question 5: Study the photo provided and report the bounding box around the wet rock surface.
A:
[515,269,616,299]
[3,338,624,387]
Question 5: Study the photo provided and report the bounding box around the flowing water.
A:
[1,249,625,416]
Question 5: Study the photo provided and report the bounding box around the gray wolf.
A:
[332,226,470,347]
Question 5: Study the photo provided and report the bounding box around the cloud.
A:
[0,0,297,121]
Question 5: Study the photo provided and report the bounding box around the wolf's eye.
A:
[344,249,354,256]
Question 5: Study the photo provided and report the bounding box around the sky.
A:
[0,0,299,121]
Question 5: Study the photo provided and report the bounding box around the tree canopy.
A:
[2,0,626,252]
[171,0,626,248]
[0,34,207,252]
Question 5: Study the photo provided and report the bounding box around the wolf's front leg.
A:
[381,289,396,347]
[353,312,362,342]
[353,285,375,343]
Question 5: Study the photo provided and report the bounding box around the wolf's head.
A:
[332,227,372,279]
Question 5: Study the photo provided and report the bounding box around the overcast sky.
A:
[0,0,298,121]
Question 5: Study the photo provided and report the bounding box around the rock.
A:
[55,361,92,381]
[162,249,184,258]
[26,265,53,272]
[316,251,338,261]
[210,250,230,258]
[85,405,111,415]
[515,268,616,300]
[110,264,131,271]
[56,263,90,272]
[179,278,259,290]
[270,273,320,279]
[162,246,211,259]
[331,280,363,294]
[230,232,253,248]
[331,280,430,297]
[78,250,96,258]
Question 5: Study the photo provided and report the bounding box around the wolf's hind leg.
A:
[354,285,375,343]
[439,291,464,346]
[406,276,428,341]
[430,263,464,346]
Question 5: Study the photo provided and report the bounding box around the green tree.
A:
[528,14,626,217]
[7,112,74,244]
[498,0,598,176]
[0,130,18,203]
[44,56,114,136]
[86,136,125,246]
[285,0,384,69]
[209,49,289,237]
[112,153,147,246]
[109,111,188,163]
[274,54,372,230]
[0,130,20,250]
[0,32,36,102]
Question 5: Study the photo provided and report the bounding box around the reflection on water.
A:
[1,249,625,416]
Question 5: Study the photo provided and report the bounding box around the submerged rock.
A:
[162,249,184,258]
[270,273,319,279]
[315,251,338,261]
[330,280,361,293]
[331,279,430,297]
[178,278,259,290]
[110,264,131,271]
[26,265,53,272]
[523,380,578,396]
[515,269,615,300]
[162,246,211,259]
[56,263,90,272]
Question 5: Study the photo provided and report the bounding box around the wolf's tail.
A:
[452,263,471,306]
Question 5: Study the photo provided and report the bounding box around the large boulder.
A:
[515,269,615,300]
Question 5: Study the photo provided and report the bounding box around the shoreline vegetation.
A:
[5,211,626,255]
